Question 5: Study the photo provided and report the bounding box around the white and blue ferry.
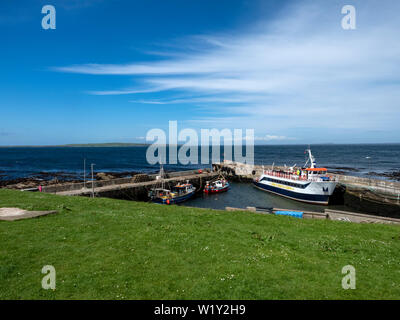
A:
[253,148,337,205]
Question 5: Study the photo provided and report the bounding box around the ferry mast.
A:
[304,147,316,168]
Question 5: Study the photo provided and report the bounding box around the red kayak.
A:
[204,180,230,194]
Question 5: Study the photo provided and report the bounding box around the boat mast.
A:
[159,161,165,190]
[304,147,316,168]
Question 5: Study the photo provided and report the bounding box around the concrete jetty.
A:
[41,169,218,201]
[225,206,400,225]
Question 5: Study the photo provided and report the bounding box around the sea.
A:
[1,144,399,180]
[0,144,399,211]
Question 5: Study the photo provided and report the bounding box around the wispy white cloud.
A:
[54,0,400,140]
[129,96,249,105]
[87,87,163,95]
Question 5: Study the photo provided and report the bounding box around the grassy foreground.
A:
[0,189,399,300]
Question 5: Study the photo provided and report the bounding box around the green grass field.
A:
[0,189,399,299]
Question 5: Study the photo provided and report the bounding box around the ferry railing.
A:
[263,170,338,182]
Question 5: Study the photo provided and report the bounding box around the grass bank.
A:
[0,189,399,299]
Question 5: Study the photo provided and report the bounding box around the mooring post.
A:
[91,163,95,198]
[83,158,86,189]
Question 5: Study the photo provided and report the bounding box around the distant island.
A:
[61,143,149,147]
[1,142,399,148]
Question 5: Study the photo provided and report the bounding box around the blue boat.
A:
[148,163,196,205]
[149,183,196,205]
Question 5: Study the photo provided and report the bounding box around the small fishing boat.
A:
[204,179,230,194]
[149,182,196,205]
[148,164,196,204]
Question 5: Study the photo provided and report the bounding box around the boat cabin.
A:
[150,188,171,198]
[172,183,194,195]
[305,168,330,180]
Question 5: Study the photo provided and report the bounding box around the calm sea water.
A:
[181,181,333,213]
[0,144,399,181]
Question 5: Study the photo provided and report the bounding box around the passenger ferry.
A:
[253,148,337,205]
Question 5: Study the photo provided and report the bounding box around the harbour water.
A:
[180,181,348,213]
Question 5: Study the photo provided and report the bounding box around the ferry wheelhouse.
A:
[253,148,337,205]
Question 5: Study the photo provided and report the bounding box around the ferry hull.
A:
[253,181,330,205]
[204,185,230,194]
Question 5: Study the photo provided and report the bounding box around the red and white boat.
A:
[204,179,230,194]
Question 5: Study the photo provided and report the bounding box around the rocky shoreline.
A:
[0,171,145,190]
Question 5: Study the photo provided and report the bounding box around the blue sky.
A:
[1,0,399,145]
